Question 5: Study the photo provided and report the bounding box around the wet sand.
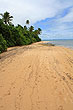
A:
[0,41,73,110]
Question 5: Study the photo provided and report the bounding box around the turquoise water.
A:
[47,39,73,49]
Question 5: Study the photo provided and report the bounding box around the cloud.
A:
[34,2,73,39]
[0,0,73,25]
[59,7,73,22]
[0,0,73,39]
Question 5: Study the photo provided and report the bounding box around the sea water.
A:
[47,39,73,49]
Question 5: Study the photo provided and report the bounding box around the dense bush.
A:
[0,34,7,53]
[0,12,41,53]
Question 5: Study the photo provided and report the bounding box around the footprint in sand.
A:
[58,105,64,110]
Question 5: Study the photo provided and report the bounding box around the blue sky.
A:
[0,0,73,39]
[34,4,73,39]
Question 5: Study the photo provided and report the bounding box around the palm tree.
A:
[24,26,27,30]
[38,28,42,34]
[0,11,13,25]
[26,20,30,25]
[29,26,34,32]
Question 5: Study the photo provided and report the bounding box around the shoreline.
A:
[0,41,73,62]
[44,40,73,50]
[0,40,73,56]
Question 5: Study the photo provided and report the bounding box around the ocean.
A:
[46,39,73,49]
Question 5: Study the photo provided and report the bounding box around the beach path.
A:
[0,41,73,110]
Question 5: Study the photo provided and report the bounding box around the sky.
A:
[0,0,73,39]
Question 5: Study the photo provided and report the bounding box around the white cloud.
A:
[59,8,73,22]
[0,0,73,39]
[0,0,73,25]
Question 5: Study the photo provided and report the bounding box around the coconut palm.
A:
[26,20,30,25]
[0,11,13,25]
[38,28,42,34]
[24,26,27,30]
[29,26,34,32]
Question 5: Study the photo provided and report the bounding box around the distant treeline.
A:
[0,12,41,53]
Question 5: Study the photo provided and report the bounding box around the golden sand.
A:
[0,41,73,110]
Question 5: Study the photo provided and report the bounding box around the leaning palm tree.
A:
[0,11,13,25]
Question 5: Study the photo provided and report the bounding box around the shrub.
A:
[0,34,7,53]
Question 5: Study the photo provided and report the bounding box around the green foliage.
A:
[38,28,42,34]
[26,20,30,25]
[29,26,34,32]
[24,26,27,30]
[0,11,13,25]
[0,12,42,53]
[0,34,7,53]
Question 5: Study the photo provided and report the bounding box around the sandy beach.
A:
[0,41,73,110]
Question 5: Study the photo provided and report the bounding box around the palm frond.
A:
[0,13,4,17]
[9,16,13,18]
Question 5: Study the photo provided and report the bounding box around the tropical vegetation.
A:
[0,12,41,53]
